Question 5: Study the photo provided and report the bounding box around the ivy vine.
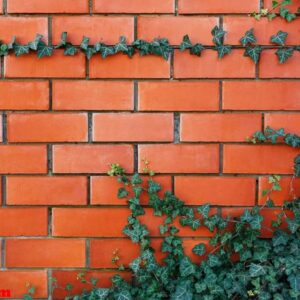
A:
[33,127,300,300]
[1,27,300,64]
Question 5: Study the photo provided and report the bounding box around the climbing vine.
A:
[1,27,300,64]
[37,127,300,300]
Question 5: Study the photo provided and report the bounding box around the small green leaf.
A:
[28,34,43,51]
[249,263,266,277]
[180,35,192,51]
[13,43,30,57]
[244,45,262,64]
[270,31,288,46]
[216,44,232,58]
[275,47,294,63]
[211,26,226,45]
[118,188,128,199]
[37,41,53,58]
[192,243,206,256]
[240,28,257,46]
[80,36,90,50]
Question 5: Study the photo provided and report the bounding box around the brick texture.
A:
[0,1,299,296]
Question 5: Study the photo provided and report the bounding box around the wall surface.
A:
[0,0,299,298]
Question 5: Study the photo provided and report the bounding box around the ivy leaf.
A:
[55,32,68,48]
[8,36,16,50]
[244,45,262,64]
[249,214,264,230]
[13,43,30,57]
[240,28,257,46]
[180,35,192,51]
[270,31,288,46]
[190,43,204,56]
[118,188,128,199]
[288,274,300,292]
[215,44,232,58]
[64,44,77,56]
[198,204,210,218]
[94,288,110,299]
[114,290,132,300]
[37,41,53,58]
[249,263,266,277]
[100,46,115,58]
[286,217,299,233]
[0,43,9,56]
[115,36,129,54]
[207,254,221,267]
[272,230,289,247]
[192,243,206,256]
[179,257,195,277]
[275,47,294,63]
[80,36,90,50]
[28,34,43,51]
[171,281,193,300]
[211,26,226,45]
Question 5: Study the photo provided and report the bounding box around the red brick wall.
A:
[0,0,299,298]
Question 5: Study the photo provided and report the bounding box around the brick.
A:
[0,116,3,141]
[7,113,87,142]
[0,145,47,174]
[89,53,170,79]
[181,113,262,142]
[0,208,47,236]
[93,113,173,142]
[90,239,139,268]
[138,144,219,173]
[259,50,300,78]
[223,145,299,174]
[224,17,300,45]
[138,81,219,112]
[53,81,133,111]
[178,0,259,13]
[5,51,85,78]
[174,50,255,78]
[0,81,49,110]
[7,176,87,205]
[138,16,218,45]
[223,81,300,111]
[265,113,300,136]
[6,239,86,268]
[93,0,174,13]
[53,207,213,237]
[52,271,132,299]
[0,271,47,298]
[53,145,134,174]
[8,0,89,13]
[52,16,134,45]
[0,17,47,44]
[91,175,171,205]
[264,0,299,12]
[258,176,300,206]
[175,176,256,206]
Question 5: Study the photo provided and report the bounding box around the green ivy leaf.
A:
[211,26,226,45]
[115,36,129,53]
[270,31,288,46]
[28,34,43,51]
[249,263,266,277]
[37,41,53,58]
[192,243,206,256]
[180,35,192,51]
[13,43,30,57]
[80,36,90,50]
[198,204,210,218]
[240,28,257,46]
[190,43,204,56]
[244,45,262,64]
[93,288,110,299]
[179,257,195,277]
[171,280,193,300]
[275,47,294,63]
[215,44,232,58]
[64,44,77,56]
[100,46,115,58]
[288,274,300,292]
[118,188,128,199]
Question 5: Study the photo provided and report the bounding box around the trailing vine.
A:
[1,27,300,64]
[38,127,300,300]
[252,0,299,21]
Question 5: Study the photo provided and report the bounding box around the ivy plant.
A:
[28,127,300,300]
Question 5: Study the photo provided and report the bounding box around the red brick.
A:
[93,0,174,13]
[8,0,89,13]
[53,81,133,111]
[53,145,134,174]
[0,208,47,236]
[223,81,300,111]
[138,16,218,45]
[52,271,132,299]
[91,175,171,205]
[138,81,219,111]
[90,239,139,268]
[178,0,259,13]
[93,113,173,142]
[0,145,47,174]
[7,113,87,142]
[0,17,47,44]
[258,176,300,206]
[53,207,213,237]
[5,51,85,78]
[224,17,300,45]
[223,145,299,174]
[7,176,87,205]
[0,81,49,110]
[264,0,299,12]
[265,113,300,136]
[259,50,300,78]
[174,50,255,78]
[175,176,256,206]
[138,144,219,173]
[181,113,262,142]
[6,239,86,268]
[89,53,170,79]
[52,16,134,45]
[0,271,47,298]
